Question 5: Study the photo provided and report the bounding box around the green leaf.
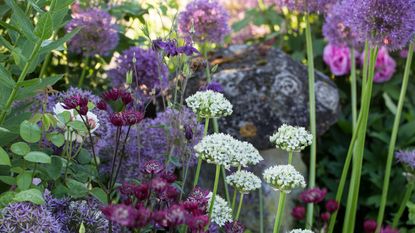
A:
[66,178,88,198]
[20,120,41,143]
[16,75,63,100]
[0,176,16,185]
[34,12,53,40]
[79,222,86,233]
[0,191,16,208]
[24,151,51,164]
[51,0,74,11]
[0,146,11,166]
[0,63,15,88]
[10,142,30,156]
[67,120,87,132]
[47,132,65,147]
[16,172,32,190]
[383,92,397,115]
[77,149,91,164]
[40,28,81,55]
[6,0,37,41]
[90,187,108,204]
[13,188,45,205]
[46,156,63,180]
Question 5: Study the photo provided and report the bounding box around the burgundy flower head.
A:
[151,177,169,193]
[186,215,209,232]
[143,160,165,175]
[122,110,144,126]
[134,182,150,200]
[96,100,107,110]
[153,210,169,227]
[120,91,133,105]
[102,88,120,101]
[224,221,245,233]
[380,226,399,233]
[325,199,339,213]
[291,205,306,220]
[161,171,177,183]
[166,205,188,227]
[109,113,124,126]
[119,183,137,196]
[321,212,330,222]
[101,204,138,227]
[363,219,377,233]
[300,187,327,203]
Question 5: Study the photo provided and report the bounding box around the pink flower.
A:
[363,219,377,233]
[361,47,396,83]
[291,205,306,220]
[380,226,399,233]
[300,187,327,203]
[323,43,353,76]
[325,199,339,213]
[321,212,330,222]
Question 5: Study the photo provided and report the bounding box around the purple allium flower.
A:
[323,43,354,76]
[200,81,225,93]
[291,205,306,220]
[325,199,339,213]
[363,219,377,233]
[396,149,415,171]
[300,187,327,203]
[343,0,415,50]
[224,221,245,233]
[360,47,396,83]
[108,46,169,94]
[274,0,336,13]
[178,0,231,44]
[152,39,199,57]
[0,202,63,233]
[66,8,119,57]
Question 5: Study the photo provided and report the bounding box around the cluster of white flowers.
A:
[226,170,262,194]
[289,229,314,233]
[263,164,306,193]
[269,124,313,152]
[194,133,263,169]
[207,193,233,227]
[185,90,233,118]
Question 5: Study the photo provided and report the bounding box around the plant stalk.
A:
[235,193,244,220]
[273,191,287,233]
[208,164,221,220]
[392,182,415,228]
[193,118,209,188]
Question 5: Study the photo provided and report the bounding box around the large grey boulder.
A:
[188,44,340,150]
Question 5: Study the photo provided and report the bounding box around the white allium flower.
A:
[263,164,306,193]
[194,133,262,169]
[185,90,233,118]
[226,170,262,194]
[289,229,314,233]
[269,124,313,152]
[207,193,232,227]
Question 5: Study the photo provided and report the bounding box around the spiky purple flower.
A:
[108,47,169,94]
[274,0,336,13]
[396,149,415,171]
[178,0,231,44]
[66,8,119,57]
[343,0,415,50]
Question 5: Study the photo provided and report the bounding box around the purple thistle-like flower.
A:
[396,149,415,171]
[343,0,415,50]
[200,81,225,93]
[178,0,231,44]
[66,8,119,57]
[108,46,169,94]
[274,0,336,13]
[224,221,245,233]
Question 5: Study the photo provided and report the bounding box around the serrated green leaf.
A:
[24,151,51,164]
[10,142,30,156]
[13,188,44,205]
[0,146,11,166]
[16,172,32,190]
[20,120,41,143]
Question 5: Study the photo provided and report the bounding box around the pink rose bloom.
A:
[323,43,352,76]
[361,47,396,83]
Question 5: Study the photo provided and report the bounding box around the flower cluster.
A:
[224,221,245,233]
[269,124,313,152]
[108,46,169,94]
[152,39,199,57]
[263,164,306,192]
[274,0,336,14]
[226,170,262,194]
[323,43,353,76]
[178,0,231,44]
[395,149,415,172]
[66,8,119,57]
[289,229,315,233]
[363,219,399,233]
[343,0,415,50]
[299,187,327,203]
[186,90,233,118]
[194,133,262,169]
[360,47,396,83]
[199,81,225,93]
[208,193,233,226]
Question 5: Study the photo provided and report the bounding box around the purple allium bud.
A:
[178,0,231,44]
[396,149,415,171]
[380,226,399,233]
[143,160,165,174]
[187,215,209,231]
[101,204,138,227]
[363,219,377,233]
[122,110,144,126]
[96,100,107,110]
[325,199,339,213]
[323,43,353,76]
[200,81,225,93]
[166,205,188,227]
[66,8,119,57]
[109,113,124,126]
[102,89,120,101]
[343,0,415,50]
[291,205,306,220]
[134,183,150,200]
[321,212,330,222]
[224,221,245,233]
[300,187,327,203]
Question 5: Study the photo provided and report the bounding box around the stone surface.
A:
[187,44,340,150]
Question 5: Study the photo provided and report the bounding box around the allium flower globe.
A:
[263,164,306,192]
[395,149,415,171]
[207,193,233,227]
[323,43,353,76]
[323,1,358,46]
[186,90,233,118]
[178,0,231,44]
[226,170,262,194]
[66,8,119,57]
[289,229,314,233]
[274,0,337,13]
[270,124,313,152]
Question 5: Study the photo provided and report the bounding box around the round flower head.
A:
[263,164,306,193]
[226,170,262,194]
[343,0,415,50]
[66,8,119,57]
[274,0,336,14]
[289,229,314,233]
[230,140,263,168]
[186,90,233,118]
[207,193,233,227]
[270,124,313,152]
[109,46,168,94]
[396,149,415,172]
[178,0,231,43]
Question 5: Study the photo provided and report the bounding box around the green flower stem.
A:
[305,13,317,229]
[377,42,414,231]
[288,151,293,165]
[350,48,357,129]
[273,191,287,233]
[235,193,245,220]
[78,57,90,87]
[259,187,264,233]
[231,166,242,210]
[361,41,370,101]
[0,39,43,124]
[208,164,221,219]
[342,47,378,233]
[193,117,210,188]
[392,182,415,228]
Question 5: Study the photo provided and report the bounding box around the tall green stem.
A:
[208,164,221,219]
[376,42,414,232]
[392,182,415,228]
[342,47,378,233]
[78,57,90,87]
[0,39,43,124]
[288,151,293,165]
[350,48,357,129]
[259,187,264,233]
[235,193,244,220]
[273,191,287,233]
[305,13,317,229]
[231,166,242,210]
[193,118,210,188]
